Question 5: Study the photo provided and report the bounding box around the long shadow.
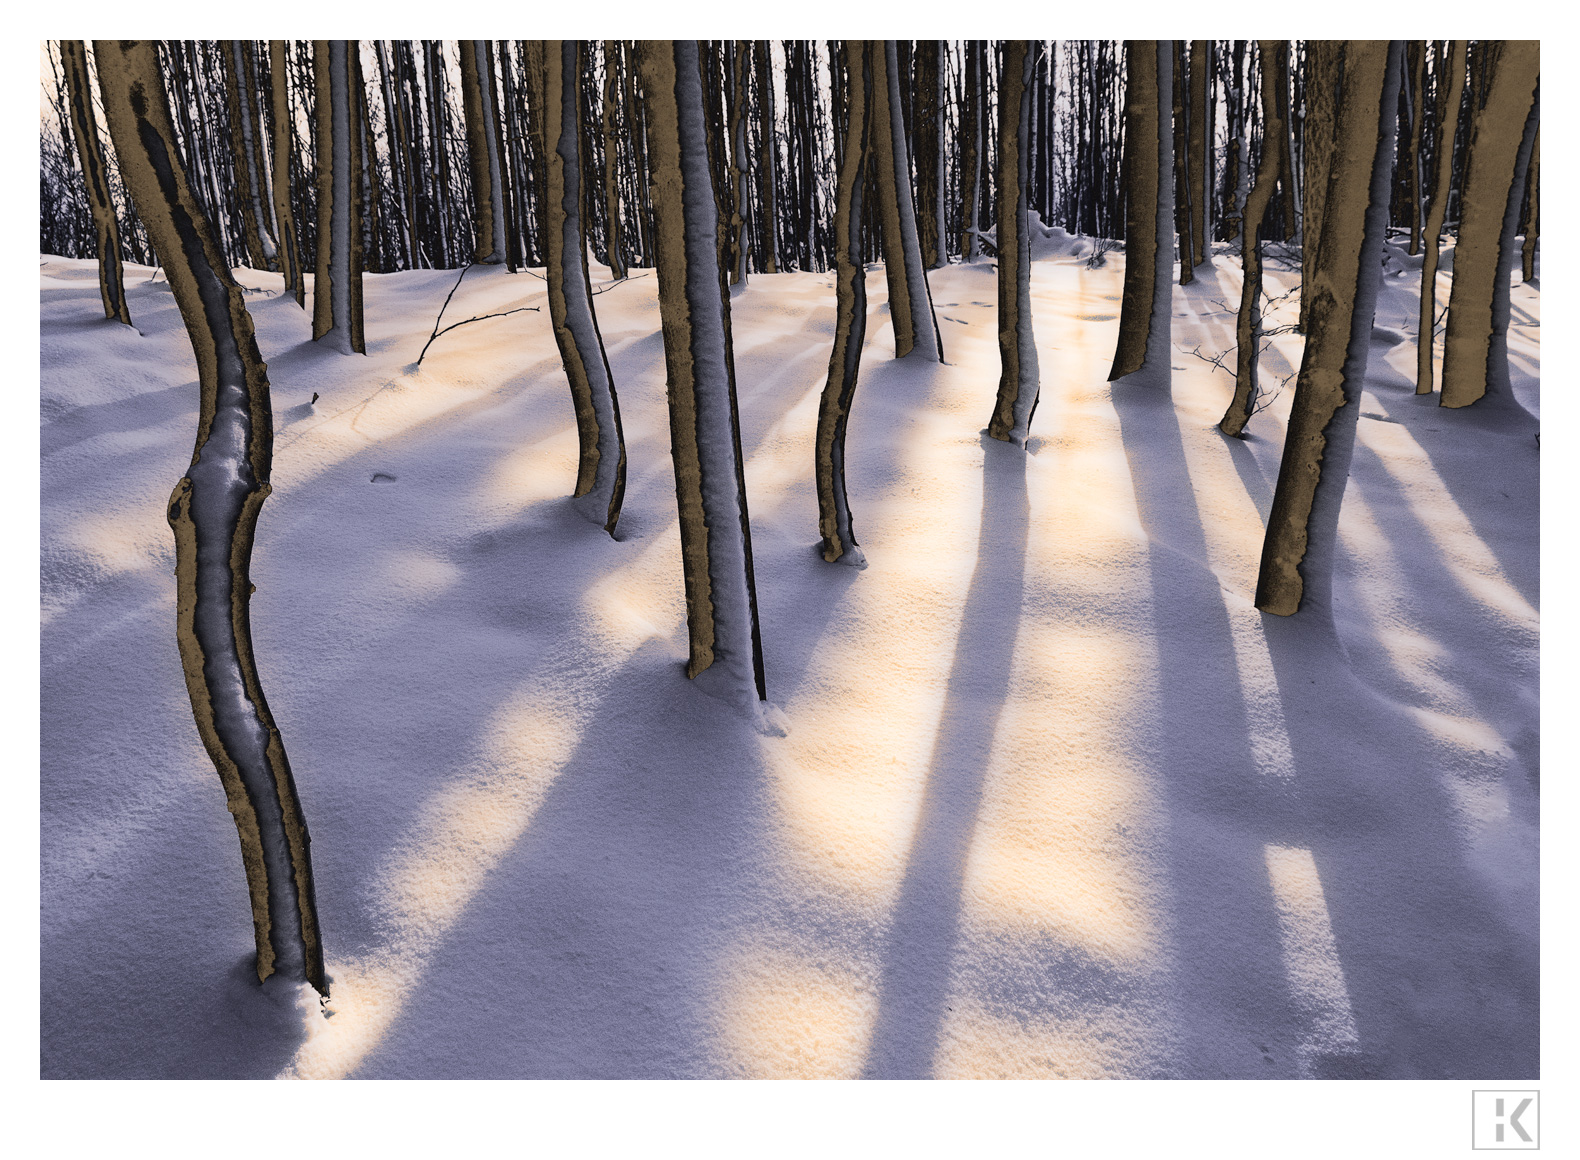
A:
[861,435,1028,1080]
[1110,384,1301,1077]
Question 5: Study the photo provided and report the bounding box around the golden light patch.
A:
[715,943,877,1079]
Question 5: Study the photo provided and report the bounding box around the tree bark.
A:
[870,40,942,361]
[1108,40,1174,385]
[816,40,874,567]
[1521,125,1538,283]
[1405,41,1427,255]
[1440,42,1539,416]
[914,40,944,270]
[988,41,1040,445]
[1188,39,1211,267]
[59,41,131,325]
[222,41,278,272]
[1173,41,1194,285]
[95,38,327,995]
[459,40,507,264]
[1219,40,1288,437]
[1416,40,1468,394]
[960,41,983,260]
[268,41,306,304]
[312,40,365,352]
[602,41,629,280]
[1256,41,1403,619]
[755,41,780,274]
[525,41,629,536]
[637,39,769,708]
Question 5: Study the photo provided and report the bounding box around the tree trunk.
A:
[525,41,629,536]
[1219,40,1288,437]
[755,41,780,274]
[1256,41,1403,619]
[988,41,1040,445]
[602,41,629,280]
[1416,40,1468,394]
[95,38,327,995]
[1440,42,1539,417]
[914,40,943,270]
[459,40,507,264]
[268,41,306,303]
[1188,39,1211,267]
[636,39,769,710]
[870,40,942,361]
[1405,41,1427,255]
[1108,40,1174,385]
[816,40,874,567]
[1521,125,1538,283]
[960,40,983,259]
[1173,41,1194,285]
[1299,41,1341,336]
[222,41,278,272]
[312,40,365,352]
[59,41,130,325]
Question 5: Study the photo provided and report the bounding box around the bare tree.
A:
[1109,40,1175,386]
[59,41,130,325]
[312,40,365,353]
[1415,40,1467,394]
[987,41,1040,445]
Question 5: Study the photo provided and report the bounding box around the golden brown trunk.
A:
[1416,40,1467,394]
[59,41,130,325]
[269,41,305,306]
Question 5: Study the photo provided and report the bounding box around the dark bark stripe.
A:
[1188,40,1210,269]
[988,41,1040,444]
[1417,40,1468,394]
[816,40,873,564]
[1440,41,1539,410]
[61,41,130,325]
[1220,40,1289,436]
[1521,125,1538,283]
[95,39,325,994]
[1256,42,1402,618]
[460,40,506,264]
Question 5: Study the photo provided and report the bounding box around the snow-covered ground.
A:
[40,236,1538,1082]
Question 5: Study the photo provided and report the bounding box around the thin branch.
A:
[590,271,651,296]
[416,305,540,366]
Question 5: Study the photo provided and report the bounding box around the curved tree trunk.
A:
[1256,41,1403,619]
[815,40,873,567]
[988,41,1040,445]
[1521,125,1538,283]
[1416,40,1467,394]
[870,40,942,361]
[95,38,327,995]
[459,40,507,265]
[526,40,628,536]
[59,40,130,325]
[637,39,769,710]
[270,41,306,304]
[1219,40,1288,437]
[1440,42,1540,417]
[312,40,365,353]
[1108,40,1174,385]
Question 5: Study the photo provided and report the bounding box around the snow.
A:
[41,228,1538,1082]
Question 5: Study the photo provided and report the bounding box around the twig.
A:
[591,271,650,296]
[415,262,540,367]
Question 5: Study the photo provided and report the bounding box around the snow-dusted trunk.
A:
[638,39,769,708]
[59,41,130,326]
[815,39,874,567]
[423,42,455,266]
[1226,40,1250,243]
[375,42,416,271]
[1299,41,1341,337]
[223,41,278,271]
[1219,40,1288,437]
[988,41,1040,445]
[269,41,306,306]
[1416,40,1467,394]
[312,40,365,354]
[1173,42,1194,286]
[1188,39,1211,267]
[459,40,507,265]
[726,40,750,287]
[95,39,326,995]
[1256,41,1403,619]
[870,40,942,361]
[914,40,944,270]
[1440,42,1540,417]
[527,40,628,536]
[1521,126,1539,283]
[1405,42,1427,255]
[603,41,629,281]
[960,41,983,260]
[755,41,780,274]
[1108,40,1174,386]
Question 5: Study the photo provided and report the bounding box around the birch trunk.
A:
[223,41,278,271]
[603,41,629,280]
[987,41,1040,445]
[1108,40,1174,386]
[526,41,629,535]
[60,41,130,325]
[268,41,306,304]
[312,40,365,353]
[95,38,327,994]
[459,40,507,265]
[815,40,874,567]
[1416,40,1467,394]
[1256,42,1403,619]
[637,39,770,711]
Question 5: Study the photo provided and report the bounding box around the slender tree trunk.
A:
[988,41,1040,445]
[1219,41,1289,436]
[1224,40,1249,242]
[525,41,629,535]
[870,40,942,361]
[60,41,131,324]
[1521,125,1538,283]
[816,40,874,567]
[1272,44,1297,240]
[222,41,278,272]
[459,40,507,264]
[1188,39,1210,267]
[960,40,983,259]
[1405,41,1427,255]
[1299,41,1341,336]
[636,39,769,710]
[602,41,629,280]
[1173,41,1194,285]
[423,41,454,266]
[268,41,306,304]
[1440,42,1539,416]
[1416,40,1468,394]
[312,40,365,352]
[1109,40,1174,385]
[914,40,943,270]
[755,41,780,274]
[95,38,327,995]
[1256,41,1403,619]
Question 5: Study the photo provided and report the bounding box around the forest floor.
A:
[39,235,1539,1079]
